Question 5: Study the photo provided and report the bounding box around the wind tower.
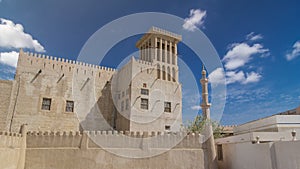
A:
[136,27,182,82]
[200,65,218,169]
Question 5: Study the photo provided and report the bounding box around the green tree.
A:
[186,115,224,139]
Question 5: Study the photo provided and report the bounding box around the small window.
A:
[164,102,171,112]
[217,145,223,161]
[121,101,124,111]
[122,91,125,97]
[141,89,149,95]
[141,98,148,110]
[125,99,129,110]
[42,98,51,110]
[165,125,171,131]
[143,83,147,88]
[66,100,74,112]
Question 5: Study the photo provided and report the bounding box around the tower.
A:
[200,65,218,169]
[200,65,211,120]
[136,27,182,82]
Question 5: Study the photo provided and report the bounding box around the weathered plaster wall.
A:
[218,140,300,169]
[10,51,115,132]
[0,80,13,131]
[0,132,24,169]
[274,140,300,169]
[25,131,207,169]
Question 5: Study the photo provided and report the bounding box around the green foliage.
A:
[186,115,224,139]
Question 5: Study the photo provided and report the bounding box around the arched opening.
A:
[162,66,166,80]
[172,67,176,82]
[167,67,171,81]
[172,46,175,65]
[162,43,165,62]
[157,41,160,61]
[167,44,170,64]
[157,64,160,79]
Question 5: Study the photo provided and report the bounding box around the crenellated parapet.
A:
[27,130,82,136]
[0,131,22,148]
[25,130,205,149]
[19,50,116,74]
[136,59,153,66]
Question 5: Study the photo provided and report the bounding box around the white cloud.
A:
[226,71,262,85]
[191,105,201,110]
[246,32,263,41]
[242,72,262,84]
[208,68,225,85]
[0,18,45,52]
[0,51,19,67]
[225,71,245,84]
[286,41,300,61]
[223,43,269,70]
[183,9,207,31]
[209,68,262,85]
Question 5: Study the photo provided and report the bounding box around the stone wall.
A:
[0,80,13,131]
[25,131,207,169]
[217,140,300,169]
[0,131,25,169]
[9,51,115,132]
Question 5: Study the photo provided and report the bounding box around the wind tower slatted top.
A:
[136,27,182,64]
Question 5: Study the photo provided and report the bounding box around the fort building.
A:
[0,27,216,169]
[0,27,182,133]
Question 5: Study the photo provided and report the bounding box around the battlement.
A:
[26,130,202,137]
[221,125,237,128]
[26,130,81,136]
[21,50,116,72]
[25,130,205,150]
[0,131,22,137]
[0,131,22,148]
[136,59,153,66]
[149,26,182,41]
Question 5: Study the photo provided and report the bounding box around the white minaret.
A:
[200,65,211,120]
[200,65,218,169]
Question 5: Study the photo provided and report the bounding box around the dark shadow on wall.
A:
[79,80,116,132]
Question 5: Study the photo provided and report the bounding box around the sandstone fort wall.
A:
[0,131,24,169]
[0,80,14,130]
[24,131,208,169]
[8,51,116,132]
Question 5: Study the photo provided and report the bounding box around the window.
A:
[141,98,148,110]
[121,101,124,111]
[126,99,129,110]
[41,98,51,110]
[122,91,125,97]
[143,83,147,88]
[164,102,171,112]
[165,125,171,131]
[217,145,223,161]
[66,100,74,112]
[141,89,149,95]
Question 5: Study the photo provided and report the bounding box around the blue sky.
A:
[0,0,300,125]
